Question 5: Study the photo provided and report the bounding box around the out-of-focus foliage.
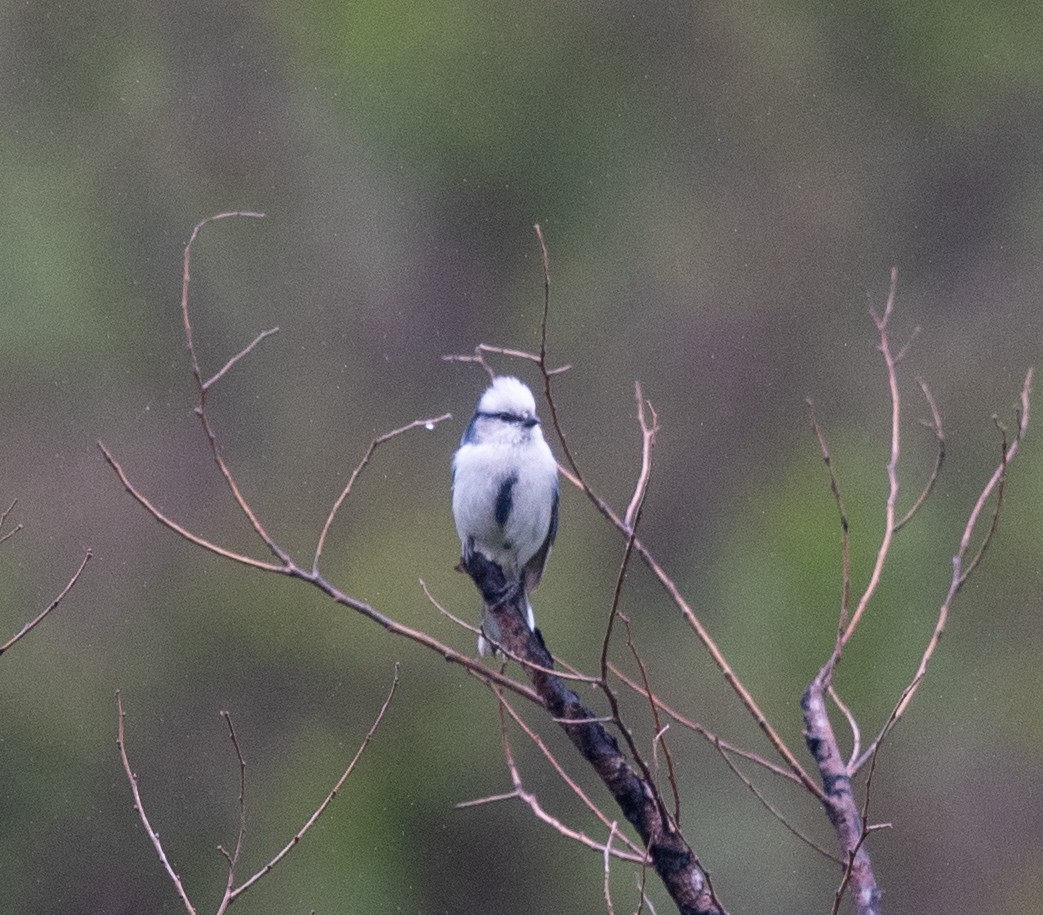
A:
[2,2,1042,913]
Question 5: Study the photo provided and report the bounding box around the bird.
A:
[452,376,559,655]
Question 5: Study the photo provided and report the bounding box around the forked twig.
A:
[215,711,247,913]
[0,498,22,545]
[228,664,400,902]
[609,663,803,785]
[595,384,676,833]
[117,666,399,912]
[462,689,648,864]
[839,266,902,651]
[894,378,945,532]
[854,367,1033,771]
[179,212,293,569]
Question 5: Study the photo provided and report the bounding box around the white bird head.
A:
[462,376,543,447]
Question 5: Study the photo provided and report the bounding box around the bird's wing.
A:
[522,482,558,593]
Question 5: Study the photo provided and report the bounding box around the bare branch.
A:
[593,384,676,838]
[461,550,726,914]
[98,441,284,573]
[215,711,247,914]
[313,413,453,573]
[0,498,22,545]
[102,436,542,705]
[1,549,92,658]
[609,663,804,787]
[841,266,902,650]
[116,692,197,914]
[801,679,881,915]
[893,378,945,532]
[713,738,843,865]
[229,664,400,903]
[807,399,852,639]
[491,687,648,860]
[856,367,1033,769]
[204,327,280,392]
[537,369,821,798]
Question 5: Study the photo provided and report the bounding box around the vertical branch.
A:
[178,212,291,567]
[116,692,197,914]
[595,384,674,832]
[534,223,551,366]
[807,401,851,639]
[893,378,945,532]
[215,710,247,915]
[840,266,901,650]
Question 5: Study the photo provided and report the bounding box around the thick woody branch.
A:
[801,678,881,915]
[461,551,723,915]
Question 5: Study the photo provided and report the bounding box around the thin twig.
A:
[596,385,673,833]
[313,413,452,573]
[229,664,400,902]
[204,327,280,392]
[828,685,861,770]
[609,663,804,786]
[1,549,92,657]
[604,821,619,915]
[476,690,648,863]
[98,441,284,573]
[893,378,945,531]
[600,384,656,677]
[807,400,851,638]
[215,711,247,914]
[180,211,267,389]
[488,687,648,859]
[621,612,682,824]
[534,224,551,366]
[0,498,22,545]
[116,692,197,914]
[713,738,843,865]
[854,368,1033,770]
[180,211,294,569]
[840,266,902,650]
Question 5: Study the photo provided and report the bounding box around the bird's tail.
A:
[478,596,536,657]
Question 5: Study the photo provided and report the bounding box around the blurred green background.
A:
[3,3,1043,913]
